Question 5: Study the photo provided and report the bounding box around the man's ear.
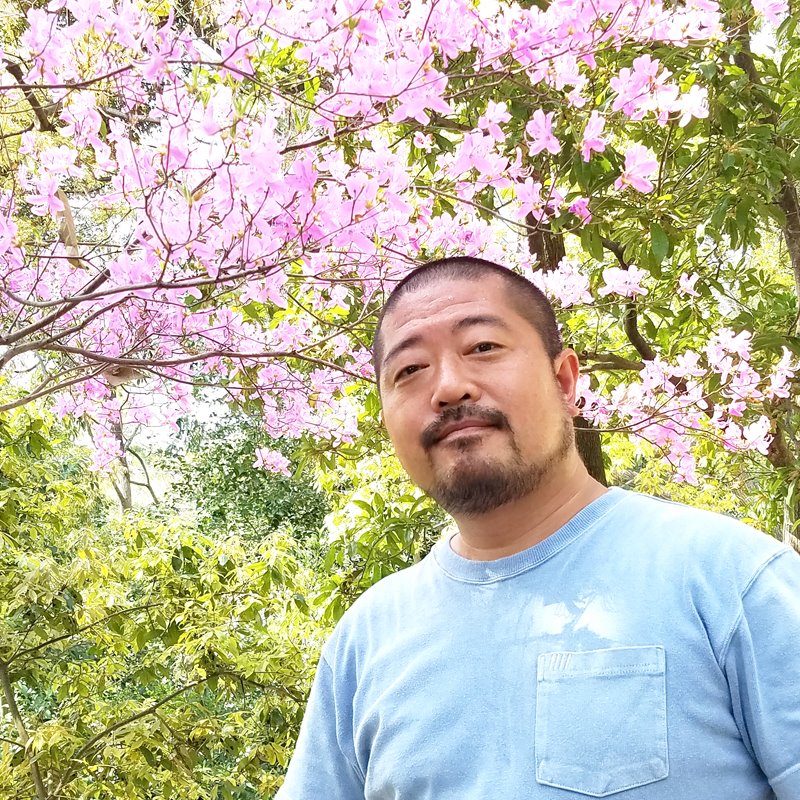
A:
[553,348,581,416]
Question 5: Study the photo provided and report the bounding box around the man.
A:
[277,256,800,799]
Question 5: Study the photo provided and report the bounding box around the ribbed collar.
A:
[432,487,628,583]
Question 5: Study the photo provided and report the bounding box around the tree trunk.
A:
[777,180,800,331]
[110,418,132,511]
[526,214,608,485]
[573,416,608,487]
[734,28,800,540]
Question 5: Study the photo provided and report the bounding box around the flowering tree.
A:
[2,0,799,531]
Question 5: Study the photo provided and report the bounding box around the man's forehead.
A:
[377,275,525,376]
[384,274,509,326]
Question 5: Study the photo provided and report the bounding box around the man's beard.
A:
[423,407,574,517]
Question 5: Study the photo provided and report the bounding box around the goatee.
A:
[425,411,574,516]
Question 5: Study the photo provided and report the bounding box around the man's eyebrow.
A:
[382,315,511,371]
[452,314,511,333]
[382,334,423,371]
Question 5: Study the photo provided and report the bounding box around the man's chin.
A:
[426,461,527,515]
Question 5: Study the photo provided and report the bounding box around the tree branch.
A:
[624,303,657,362]
[127,446,159,505]
[578,351,645,371]
[42,343,370,382]
[0,735,24,750]
[3,59,56,132]
[0,122,34,140]
[53,677,211,797]
[601,237,657,362]
[0,258,292,311]
[0,268,110,350]
[0,297,126,370]
[0,365,107,413]
[10,604,159,665]
[0,661,49,800]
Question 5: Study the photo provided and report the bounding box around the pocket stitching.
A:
[535,646,669,797]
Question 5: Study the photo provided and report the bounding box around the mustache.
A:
[421,405,510,450]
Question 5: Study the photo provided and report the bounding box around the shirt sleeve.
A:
[722,548,800,799]
[275,653,365,800]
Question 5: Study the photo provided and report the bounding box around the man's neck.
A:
[450,457,608,561]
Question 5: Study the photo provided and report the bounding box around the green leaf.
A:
[580,226,604,261]
[717,105,738,136]
[352,499,374,516]
[735,201,752,235]
[293,593,309,613]
[752,332,800,355]
[649,222,669,265]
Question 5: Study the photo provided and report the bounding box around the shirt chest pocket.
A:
[535,646,668,797]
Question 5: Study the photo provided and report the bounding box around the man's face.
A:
[378,275,579,516]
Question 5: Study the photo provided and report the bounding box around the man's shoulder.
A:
[612,488,788,570]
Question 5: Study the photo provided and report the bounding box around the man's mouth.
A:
[421,406,510,450]
[435,420,495,443]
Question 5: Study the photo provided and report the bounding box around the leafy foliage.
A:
[0,405,324,800]
[159,413,330,543]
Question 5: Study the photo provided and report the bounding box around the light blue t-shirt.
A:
[277,489,800,799]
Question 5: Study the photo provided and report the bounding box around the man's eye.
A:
[472,342,497,353]
[396,364,420,380]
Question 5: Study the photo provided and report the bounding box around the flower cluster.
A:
[1,0,789,480]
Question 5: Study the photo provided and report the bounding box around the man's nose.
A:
[430,358,481,410]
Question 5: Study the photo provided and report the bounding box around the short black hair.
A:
[372,256,562,385]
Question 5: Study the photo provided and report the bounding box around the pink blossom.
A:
[21,8,53,58]
[542,260,592,307]
[39,145,84,178]
[569,197,592,224]
[413,132,433,151]
[752,0,788,24]
[478,101,511,142]
[253,447,292,476]
[641,358,674,394]
[580,111,606,161]
[706,329,752,366]
[25,176,65,216]
[598,265,649,298]
[742,417,772,456]
[389,72,451,125]
[766,348,795,399]
[610,55,682,121]
[0,0,744,476]
[614,144,659,193]
[18,131,36,155]
[676,85,709,127]
[0,211,19,257]
[727,401,747,417]
[515,177,545,221]
[448,132,495,177]
[526,110,560,157]
[673,453,699,485]
[575,375,613,426]
[678,272,700,297]
[728,363,763,401]
[671,350,705,379]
